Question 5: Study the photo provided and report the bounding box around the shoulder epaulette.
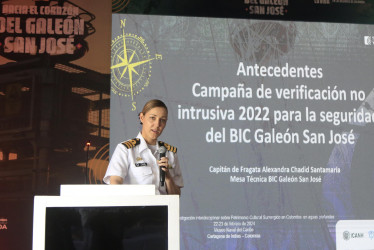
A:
[122,138,140,149]
[158,141,177,153]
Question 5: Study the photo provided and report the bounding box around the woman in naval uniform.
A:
[103,99,183,195]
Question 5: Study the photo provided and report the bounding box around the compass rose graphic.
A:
[111,19,162,111]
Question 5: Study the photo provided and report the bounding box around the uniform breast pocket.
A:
[130,166,153,184]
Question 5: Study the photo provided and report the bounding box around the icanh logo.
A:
[111,19,162,111]
[343,231,350,241]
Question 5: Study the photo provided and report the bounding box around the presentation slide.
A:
[110,14,374,249]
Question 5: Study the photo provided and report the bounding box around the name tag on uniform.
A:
[135,162,148,167]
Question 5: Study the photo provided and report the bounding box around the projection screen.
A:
[110,14,374,249]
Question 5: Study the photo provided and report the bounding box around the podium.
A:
[33,185,180,250]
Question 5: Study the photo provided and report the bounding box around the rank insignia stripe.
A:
[158,141,177,153]
[122,138,140,149]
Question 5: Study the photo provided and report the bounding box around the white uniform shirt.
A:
[103,132,184,195]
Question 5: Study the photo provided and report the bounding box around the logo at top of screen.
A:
[364,36,374,45]
[111,19,163,111]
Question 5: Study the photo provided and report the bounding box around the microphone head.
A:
[159,146,167,154]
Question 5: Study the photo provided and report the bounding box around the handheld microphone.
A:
[159,146,167,186]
